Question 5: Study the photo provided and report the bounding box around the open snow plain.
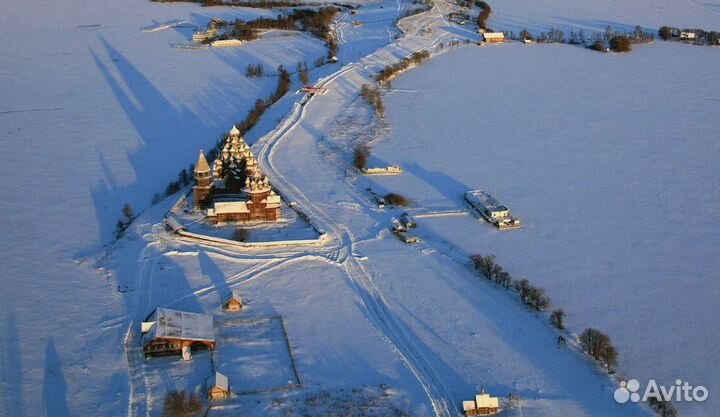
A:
[369,43,720,417]
[1,0,719,415]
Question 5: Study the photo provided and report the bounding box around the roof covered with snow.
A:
[207,371,229,391]
[475,393,499,408]
[142,308,215,344]
[213,201,249,214]
[465,190,509,212]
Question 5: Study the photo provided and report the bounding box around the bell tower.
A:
[193,149,212,208]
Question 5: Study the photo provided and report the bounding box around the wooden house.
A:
[481,32,505,43]
[207,372,230,401]
[224,289,243,311]
[141,308,215,360]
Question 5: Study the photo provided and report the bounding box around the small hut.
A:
[224,289,244,311]
[207,371,230,401]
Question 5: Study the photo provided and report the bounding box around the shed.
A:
[207,371,230,401]
[224,289,244,311]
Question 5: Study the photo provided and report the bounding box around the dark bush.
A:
[162,390,202,417]
[385,193,410,207]
[609,35,632,52]
[590,40,606,52]
[658,26,672,41]
[232,228,249,242]
[353,145,370,169]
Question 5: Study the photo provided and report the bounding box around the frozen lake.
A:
[371,42,720,417]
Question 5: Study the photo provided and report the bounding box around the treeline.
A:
[375,50,430,84]
[470,255,549,310]
[207,7,339,58]
[398,0,432,19]
[469,254,622,372]
[233,7,339,57]
[149,65,292,206]
[510,25,655,46]
[360,84,384,117]
[659,26,720,46]
[151,0,355,9]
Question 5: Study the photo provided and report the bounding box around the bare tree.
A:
[579,328,618,369]
[550,309,566,329]
[162,391,202,417]
[353,145,370,169]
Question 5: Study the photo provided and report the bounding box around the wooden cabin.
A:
[207,372,230,401]
[141,308,215,360]
[224,289,244,311]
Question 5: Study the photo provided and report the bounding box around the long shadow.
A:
[2,309,23,417]
[42,337,69,417]
[198,250,232,304]
[89,35,219,243]
[402,161,471,206]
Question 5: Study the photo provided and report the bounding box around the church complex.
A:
[193,125,281,224]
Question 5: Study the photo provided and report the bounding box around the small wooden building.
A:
[207,371,230,401]
[224,289,243,311]
[463,392,500,416]
[481,32,505,43]
[680,32,696,41]
[141,308,215,360]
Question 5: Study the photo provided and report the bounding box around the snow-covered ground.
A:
[369,43,720,417]
[1,0,718,415]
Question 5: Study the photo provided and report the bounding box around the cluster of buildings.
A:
[194,126,282,224]
[141,290,245,400]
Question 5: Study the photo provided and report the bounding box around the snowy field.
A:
[214,316,299,394]
[369,43,720,417]
[1,0,719,415]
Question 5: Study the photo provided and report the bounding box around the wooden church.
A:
[194,125,281,224]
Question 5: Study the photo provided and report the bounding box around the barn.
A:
[481,32,505,43]
[141,308,215,360]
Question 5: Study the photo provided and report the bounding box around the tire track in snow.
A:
[251,8,462,414]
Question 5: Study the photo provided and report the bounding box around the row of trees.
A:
[470,255,550,310]
[578,328,618,369]
[296,61,310,85]
[510,25,654,50]
[213,7,340,59]
[468,254,624,373]
[246,63,265,78]
[360,84,384,117]
[375,50,430,84]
